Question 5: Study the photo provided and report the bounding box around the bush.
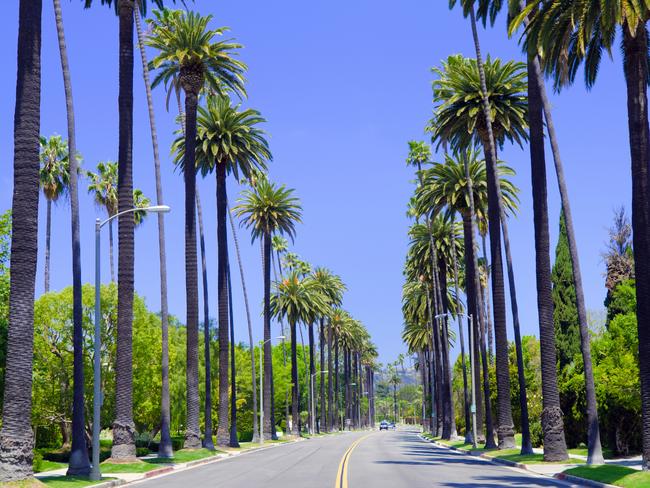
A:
[238,430,253,442]
[33,451,43,472]
[530,421,543,448]
[136,447,151,457]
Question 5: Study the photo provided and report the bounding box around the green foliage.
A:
[0,210,10,410]
[552,212,581,370]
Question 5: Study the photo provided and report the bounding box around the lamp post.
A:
[259,336,285,445]
[90,205,170,481]
[310,371,328,434]
[435,312,476,448]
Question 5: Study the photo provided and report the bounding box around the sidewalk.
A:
[420,433,648,488]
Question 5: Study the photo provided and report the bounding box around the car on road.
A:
[379,420,389,431]
[388,422,396,430]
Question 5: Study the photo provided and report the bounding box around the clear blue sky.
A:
[0,0,631,367]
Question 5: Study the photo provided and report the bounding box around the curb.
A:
[143,466,175,478]
[555,472,619,488]
[418,434,596,487]
[93,480,126,488]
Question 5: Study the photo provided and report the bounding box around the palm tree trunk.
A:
[500,217,533,455]
[182,90,201,450]
[196,191,214,450]
[0,0,42,479]
[54,0,89,473]
[216,162,230,446]
[271,250,289,435]
[481,234,494,364]
[308,322,315,432]
[536,55,604,466]
[439,259,456,438]
[227,259,240,447]
[424,290,438,435]
[526,42,567,461]
[334,337,340,431]
[451,235,472,444]
[327,319,334,430]
[319,318,326,432]
[44,199,51,293]
[227,204,258,443]
[461,215,484,440]
[466,4,515,450]
[262,231,273,439]
[290,321,300,436]
[112,0,137,460]
[133,2,172,458]
[622,22,650,471]
[109,220,115,283]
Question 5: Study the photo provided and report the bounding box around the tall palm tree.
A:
[39,135,70,293]
[52,0,89,473]
[271,272,329,436]
[86,161,118,282]
[235,178,302,440]
[0,0,42,480]
[430,52,527,449]
[510,0,633,464]
[148,9,246,448]
[311,269,345,432]
[133,0,173,457]
[418,149,518,443]
[174,95,268,445]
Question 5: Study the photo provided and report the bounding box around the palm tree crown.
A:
[428,54,528,151]
[234,178,302,242]
[147,9,246,98]
[270,272,329,326]
[39,135,70,202]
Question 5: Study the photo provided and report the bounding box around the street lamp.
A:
[259,335,285,445]
[91,205,170,481]
[310,371,328,434]
[436,312,476,448]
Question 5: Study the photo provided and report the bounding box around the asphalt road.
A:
[134,429,580,487]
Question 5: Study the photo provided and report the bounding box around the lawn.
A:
[144,448,221,464]
[564,465,650,488]
[567,446,615,459]
[39,476,115,488]
[98,461,161,473]
[486,449,585,465]
[34,460,67,473]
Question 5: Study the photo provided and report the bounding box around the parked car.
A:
[379,420,389,431]
[388,422,396,430]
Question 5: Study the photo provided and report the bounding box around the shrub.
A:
[530,420,543,448]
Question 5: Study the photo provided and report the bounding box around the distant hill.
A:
[375,365,419,386]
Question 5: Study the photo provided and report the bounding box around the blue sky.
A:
[0,0,631,367]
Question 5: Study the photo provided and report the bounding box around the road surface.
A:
[135,429,579,487]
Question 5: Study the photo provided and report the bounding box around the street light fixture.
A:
[259,335,285,445]
[310,371,328,435]
[435,312,476,449]
[91,205,170,481]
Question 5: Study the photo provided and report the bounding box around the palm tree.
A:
[508,0,637,464]
[235,178,302,440]
[86,161,118,282]
[52,0,89,473]
[148,8,246,448]
[430,52,527,449]
[0,0,42,479]
[311,269,346,432]
[271,272,329,435]
[418,149,518,444]
[174,95,268,445]
[133,0,172,457]
[39,135,70,293]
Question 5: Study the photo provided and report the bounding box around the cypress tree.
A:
[552,212,581,370]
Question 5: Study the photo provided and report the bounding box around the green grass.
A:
[486,449,585,465]
[99,461,161,473]
[34,460,67,473]
[564,465,650,487]
[39,476,114,488]
[144,448,220,464]
[567,445,615,459]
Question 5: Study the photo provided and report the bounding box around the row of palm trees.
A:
[0,2,379,483]
[402,0,648,468]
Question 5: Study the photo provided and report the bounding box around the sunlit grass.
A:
[564,465,650,487]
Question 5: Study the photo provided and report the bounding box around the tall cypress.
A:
[551,212,581,370]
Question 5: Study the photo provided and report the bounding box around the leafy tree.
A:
[0,211,11,412]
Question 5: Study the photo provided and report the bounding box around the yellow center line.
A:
[335,433,374,488]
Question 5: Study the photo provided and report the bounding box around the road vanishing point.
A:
[135,428,580,487]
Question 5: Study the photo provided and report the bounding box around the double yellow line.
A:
[334,433,374,488]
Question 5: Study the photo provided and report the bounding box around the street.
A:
[134,429,580,487]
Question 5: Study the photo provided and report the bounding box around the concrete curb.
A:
[554,472,619,488]
[91,479,126,488]
[143,466,174,478]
